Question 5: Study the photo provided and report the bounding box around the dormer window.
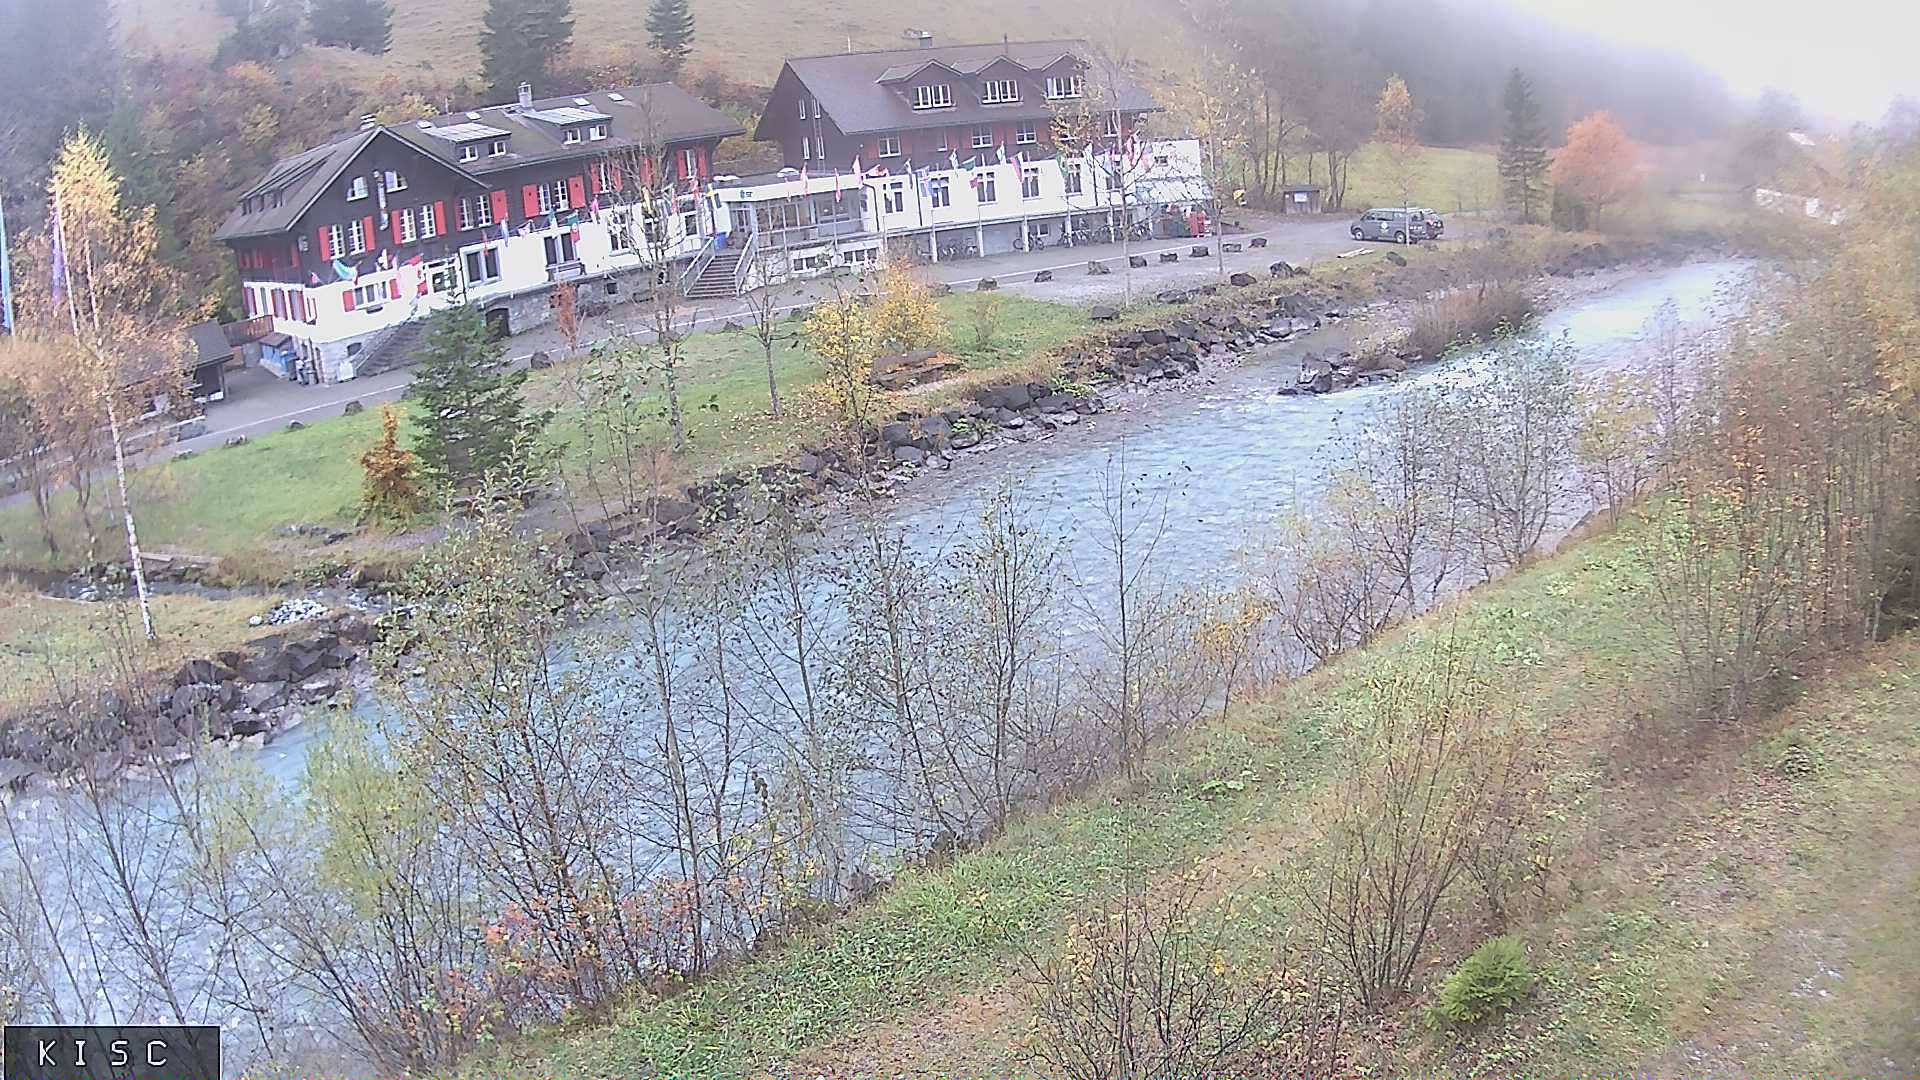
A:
[981,79,1020,105]
[564,127,582,144]
[912,84,952,110]
[490,138,509,157]
[347,176,369,200]
[878,134,901,158]
[459,142,480,162]
[1046,75,1085,100]
[384,170,408,191]
[588,122,609,140]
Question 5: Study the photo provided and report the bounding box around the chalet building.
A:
[720,37,1207,277]
[216,82,743,382]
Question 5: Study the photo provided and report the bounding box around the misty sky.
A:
[1527,0,1913,123]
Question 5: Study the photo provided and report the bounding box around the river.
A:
[1,257,1750,1072]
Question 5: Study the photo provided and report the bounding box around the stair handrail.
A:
[729,231,760,297]
[679,235,719,297]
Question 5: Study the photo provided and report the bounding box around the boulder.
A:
[1159,252,1179,263]
[1156,289,1188,304]
[893,444,927,465]
[1299,358,1335,394]
[1128,255,1148,268]
[1249,237,1268,248]
[296,675,342,703]
[794,451,824,476]
[950,427,982,450]
[242,681,288,712]
[648,496,698,525]
[1086,260,1110,275]
[916,415,954,447]
[1089,305,1120,321]
[575,553,613,580]
[1384,251,1408,267]
[1033,269,1053,283]
[238,645,291,684]
[787,305,813,321]
[173,657,235,688]
[342,399,364,415]
[529,351,553,370]
[879,421,915,448]
[1229,272,1256,287]
[721,319,743,332]
[223,435,249,448]
[230,715,272,737]
[286,420,305,431]
[1034,393,1077,413]
[1190,246,1210,258]
[1143,328,1168,346]
[928,281,953,297]
[976,277,999,291]
[1270,261,1303,278]
[1221,242,1243,253]
[978,383,1033,412]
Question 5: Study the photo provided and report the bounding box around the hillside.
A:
[483,513,1920,1078]
[113,0,1200,90]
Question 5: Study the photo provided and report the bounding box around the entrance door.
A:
[730,205,754,235]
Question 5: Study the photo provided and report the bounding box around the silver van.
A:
[1350,208,1430,243]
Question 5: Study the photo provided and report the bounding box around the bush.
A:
[1430,935,1532,1025]
[1404,280,1536,359]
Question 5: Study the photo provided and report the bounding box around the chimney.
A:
[358,113,379,130]
[517,81,534,108]
[915,30,933,48]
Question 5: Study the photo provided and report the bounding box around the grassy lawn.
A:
[0,586,289,713]
[0,293,1087,576]
[475,511,1920,1078]
[1343,141,1500,214]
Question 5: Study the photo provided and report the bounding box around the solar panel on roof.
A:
[427,122,512,141]
[574,97,592,105]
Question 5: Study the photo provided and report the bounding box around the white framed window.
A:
[1104,112,1121,138]
[564,127,582,144]
[883,181,905,214]
[1015,120,1038,145]
[420,203,438,239]
[349,281,386,307]
[928,176,950,208]
[459,143,480,162]
[463,244,502,284]
[490,138,509,157]
[459,193,494,231]
[607,209,633,252]
[974,171,997,203]
[877,135,901,158]
[1046,75,1084,99]
[347,176,369,201]
[427,260,457,293]
[595,160,615,193]
[347,218,368,255]
[935,130,950,152]
[1106,167,1121,192]
[589,122,609,140]
[682,147,699,176]
[326,224,345,256]
[384,170,408,192]
[1063,165,1083,196]
[538,179,568,214]
[971,126,993,149]
[543,230,577,267]
[799,96,809,118]
[912,84,952,110]
[981,79,1020,105]
[1021,166,1041,199]
[398,207,418,243]
[801,136,812,160]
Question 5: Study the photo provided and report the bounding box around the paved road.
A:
[174,216,1371,456]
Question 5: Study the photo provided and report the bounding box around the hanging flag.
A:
[903,158,913,175]
[949,150,960,171]
[309,272,322,287]
[833,168,843,203]
[799,163,809,186]
[996,144,1007,165]
[852,155,863,178]
[498,221,511,243]
[333,257,356,282]
[48,199,67,307]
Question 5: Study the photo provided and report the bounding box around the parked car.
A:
[1412,207,1445,237]
[1349,207,1430,244]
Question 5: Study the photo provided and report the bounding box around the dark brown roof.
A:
[217,83,743,243]
[756,39,1160,140]
[388,83,745,175]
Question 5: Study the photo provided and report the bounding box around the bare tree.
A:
[1442,336,1581,572]
[740,256,785,417]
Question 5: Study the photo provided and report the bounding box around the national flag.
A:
[309,272,322,287]
[833,169,843,203]
[498,221,511,243]
[852,155,863,178]
[949,150,960,170]
[333,258,356,282]
[996,144,1007,164]
[799,163,808,186]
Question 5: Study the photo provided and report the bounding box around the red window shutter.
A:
[697,146,708,178]
[434,201,448,235]
[391,211,404,244]
[317,227,331,260]
[362,216,376,251]
[611,163,624,191]
[570,227,580,245]
[343,290,356,313]
[491,189,510,224]
[568,175,587,207]
[290,243,298,265]
[641,158,654,187]
[389,277,401,300]
[241,289,253,317]
[522,185,540,218]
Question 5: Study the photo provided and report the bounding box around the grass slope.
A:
[1341,142,1500,214]
[115,0,1197,89]
[482,512,1920,1078]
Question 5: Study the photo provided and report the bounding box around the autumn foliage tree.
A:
[1551,111,1640,228]
[1375,74,1425,209]
[359,404,424,524]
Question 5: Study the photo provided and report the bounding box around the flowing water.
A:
[2,258,1751,1070]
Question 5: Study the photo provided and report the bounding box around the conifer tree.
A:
[646,0,695,77]
[479,0,575,99]
[410,306,553,489]
[1498,68,1548,223]
[310,0,394,54]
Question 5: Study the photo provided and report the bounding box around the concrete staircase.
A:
[685,248,746,300]
[351,317,428,378]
